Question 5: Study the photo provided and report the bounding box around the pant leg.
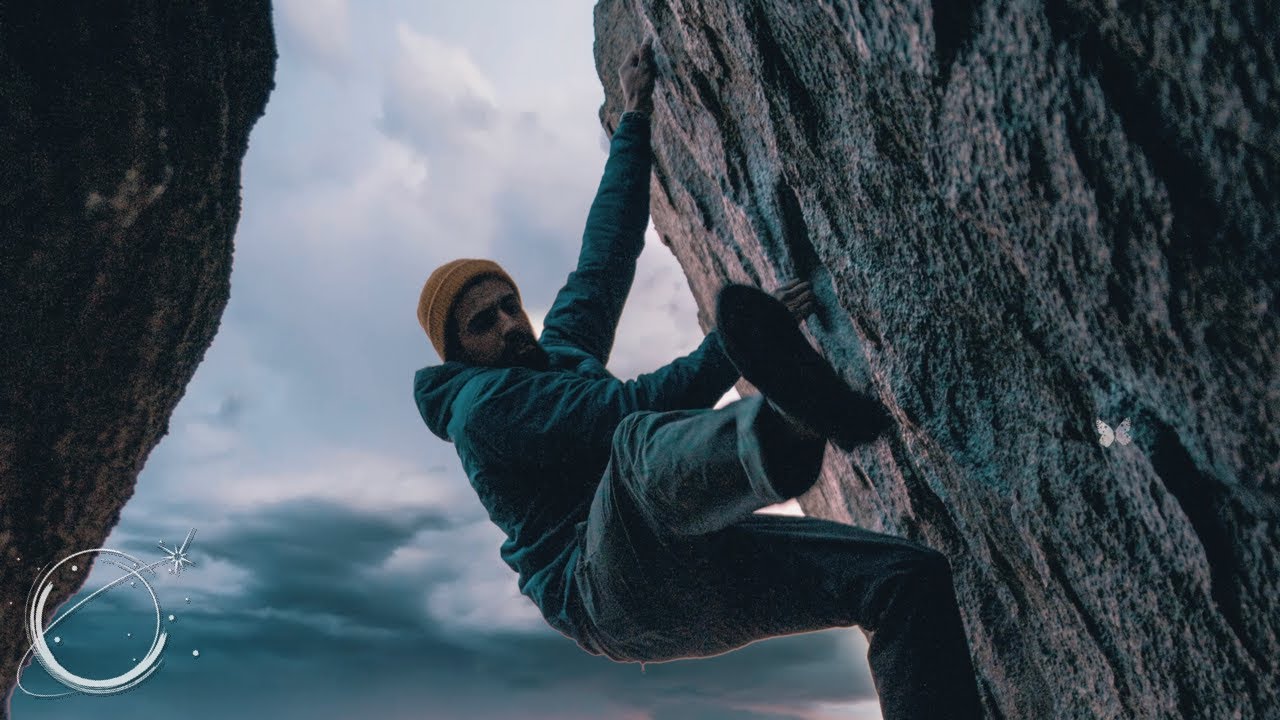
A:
[577,497,984,718]
[688,514,985,720]
[609,393,827,538]
[576,394,826,659]
[575,398,984,718]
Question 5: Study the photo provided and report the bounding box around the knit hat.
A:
[418,258,520,361]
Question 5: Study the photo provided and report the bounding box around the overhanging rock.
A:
[0,3,276,715]
[593,1,1278,717]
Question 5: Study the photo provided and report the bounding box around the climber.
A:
[411,35,984,720]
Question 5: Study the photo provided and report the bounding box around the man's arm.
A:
[456,333,735,473]
[620,329,738,411]
[616,279,820,411]
[539,38,657,365]
[454,368,658,473]
[461,282,821,470]
[537,112,651,364]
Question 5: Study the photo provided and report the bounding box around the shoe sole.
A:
[715,284,891,450]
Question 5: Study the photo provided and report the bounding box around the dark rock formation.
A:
[0,3,275,714]
[594,1,1278,717]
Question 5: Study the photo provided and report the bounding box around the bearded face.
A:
[450,277,550,370]
[497,329,551,370]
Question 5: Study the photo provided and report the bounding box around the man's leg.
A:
[578,502,984,719]
[576,393,826,660]
[691,514,985,720]
[716,283,892,450]
[606,393,826,538]
[575,394,983,719]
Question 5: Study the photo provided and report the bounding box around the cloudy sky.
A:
[11,2,881,718]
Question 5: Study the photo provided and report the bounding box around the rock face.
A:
[0,3,275,714]
[594,1,1277,717]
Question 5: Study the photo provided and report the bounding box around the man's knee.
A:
[607,411,672,525]
[903,545,953,583]
[609,411,654,472]
[888,543,955,591]
[864,544,958,625]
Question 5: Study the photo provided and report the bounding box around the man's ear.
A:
[444,312,464,362]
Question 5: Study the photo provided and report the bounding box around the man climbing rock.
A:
[412,36,983,720]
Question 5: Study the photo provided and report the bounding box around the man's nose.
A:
[498,312,522,336]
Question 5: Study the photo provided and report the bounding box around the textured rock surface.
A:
[594,1,1278,717]
[0,3,275,714]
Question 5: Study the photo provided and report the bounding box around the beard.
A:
[499,333,551,371]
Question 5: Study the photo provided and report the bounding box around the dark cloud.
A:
[212,393,246,427]
[649,702,803,720]
[14,498,878,719]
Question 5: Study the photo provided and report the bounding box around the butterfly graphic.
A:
[1096,418,1132,447]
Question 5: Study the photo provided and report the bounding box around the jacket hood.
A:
[413,361,488,442]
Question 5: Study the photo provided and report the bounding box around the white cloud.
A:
[803,698,884,720]
[382,24,500,159]
[392,23,498,106]
[373,520,548,636]
[275,0,352,72]
[181,447,474,516]
[178,419,241,463]
[714,387,742,409]
[755,498,805,516]
[268,134,443,261]
[426,569,547,636]
[602,227,710,380]
[376,23,604,288]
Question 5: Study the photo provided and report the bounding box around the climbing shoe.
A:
[715,283,892,451]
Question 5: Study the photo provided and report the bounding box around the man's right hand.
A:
[772,279,819,322]
[620,36,656,114]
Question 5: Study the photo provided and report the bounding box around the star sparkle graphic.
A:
[158,528,197,576]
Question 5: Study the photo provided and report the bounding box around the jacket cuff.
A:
[702,329,742,390]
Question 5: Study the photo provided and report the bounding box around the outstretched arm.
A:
[619,280,818,411]
[539,37,657,365]
[460,281,821,469]
[457,333,737,474]
[621,329,739,411]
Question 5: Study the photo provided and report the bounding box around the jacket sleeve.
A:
[458,332,740,471]
[619,328,740,412]
[538,111,652,365]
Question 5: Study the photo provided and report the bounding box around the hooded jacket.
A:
[412,111,740,645]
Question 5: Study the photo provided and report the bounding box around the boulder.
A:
[593,1,1278,717]
[0,3,275,714]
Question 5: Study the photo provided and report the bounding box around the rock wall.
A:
[593,1,1278,717]
[0,3,275,715]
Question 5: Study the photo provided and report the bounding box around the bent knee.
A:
[887,544,955,589]
[609,411,655,464]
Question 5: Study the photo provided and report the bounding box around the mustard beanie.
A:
[418,258,520,361]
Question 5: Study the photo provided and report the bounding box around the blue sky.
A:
[9,2,881,718]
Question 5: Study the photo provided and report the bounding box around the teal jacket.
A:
[412,111,740,644]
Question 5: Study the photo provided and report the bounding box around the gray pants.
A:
[573,394,984,720]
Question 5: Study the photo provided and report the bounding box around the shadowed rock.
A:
[593,0,1278,717]
[0,3,275,714]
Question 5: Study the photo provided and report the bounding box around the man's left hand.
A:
[772,279,818,322]
[620,36,656,114]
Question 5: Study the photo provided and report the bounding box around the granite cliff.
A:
[0,3,275,714]
[593,1,1278,717]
